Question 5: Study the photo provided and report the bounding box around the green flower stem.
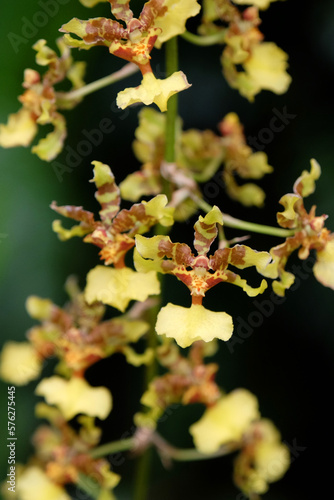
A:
[56,62,139,103]
[76,473,101,499]
[144,302,160,385]
[191,194,295,238]
[164,36,179,164]
[89,437,134,459]
[151,432,240,462]
[133,287,164,500]
[221,213,295,238]
[133,446,154,500]
[89,432,239,463]
[181,29,227,46]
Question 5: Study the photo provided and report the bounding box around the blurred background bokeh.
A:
[1,1,334,499]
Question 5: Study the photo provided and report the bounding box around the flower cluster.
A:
[61,0,201,111]
[52,160,174,310]
[120,107,273,213]
[190,391,290,496]
[260,160,334,295]
[0,39,86,161]
[1,1,329,499]
[198,0,291,100]
[15,404,120,500]
[135,338,289,497]
[135,205,270,347]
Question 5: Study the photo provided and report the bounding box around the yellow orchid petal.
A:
[243,42,292,96]
[142,194,174,227]
[189,389,260,454]
[17,466,71,500]
[234,419,290,495]
[116,71,191,112]
[33,39,58,66]
[31,113,66,161]
[154,0,201,48]
[293,158,321,198]
[120,170,161,202]
[35,376,112,420]
[277,193,301,228]
[25,296,54,320]
[99,462,121,490]
[0,108,37,148]
[112,318,149,343]
[224,174,267,207]
[246,152,273,179]
[85,266,160,312]
[313,239,334,290]
[272,270,295,296]
[254,419,290,486]
[122,346,154,366]
[155,303,233,348]
[0,341,42,385]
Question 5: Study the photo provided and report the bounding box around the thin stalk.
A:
[181,29,227,46]
[164,36,179,163]
[89,437,134,459]
[133,313,159,500]
[89,432,239,462]
[221,213,295,238]
[56,63,139,103]
[144,302,160,385]
[133,446,154,500]
[151,432,240,462]
[166,443,239,462]
[191,193,295,238]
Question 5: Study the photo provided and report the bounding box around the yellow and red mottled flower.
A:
[0,39,86,161]
[234,419,290,495]
[52,161,173,310]
[219,112,273,207]
[52,160,174,268]
[61,0,200,110]
[135,339,222,428]
[24,277,153,376]
[260,159,334,295]
[135,206,270,347]
[120,107,225,220]
[198,0,291,101]
[189,389,260,454]
[20,404,120,500]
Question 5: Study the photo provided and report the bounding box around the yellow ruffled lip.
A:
[0,341,42,386]
[189,389,260,454]
[116,71,191,112]
[35,376,112,420]
[155,302,233,348]
[84,265,160,312]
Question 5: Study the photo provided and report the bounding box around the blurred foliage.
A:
[0,0,334,499]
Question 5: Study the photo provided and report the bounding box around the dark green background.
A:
[1,1,334,499]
